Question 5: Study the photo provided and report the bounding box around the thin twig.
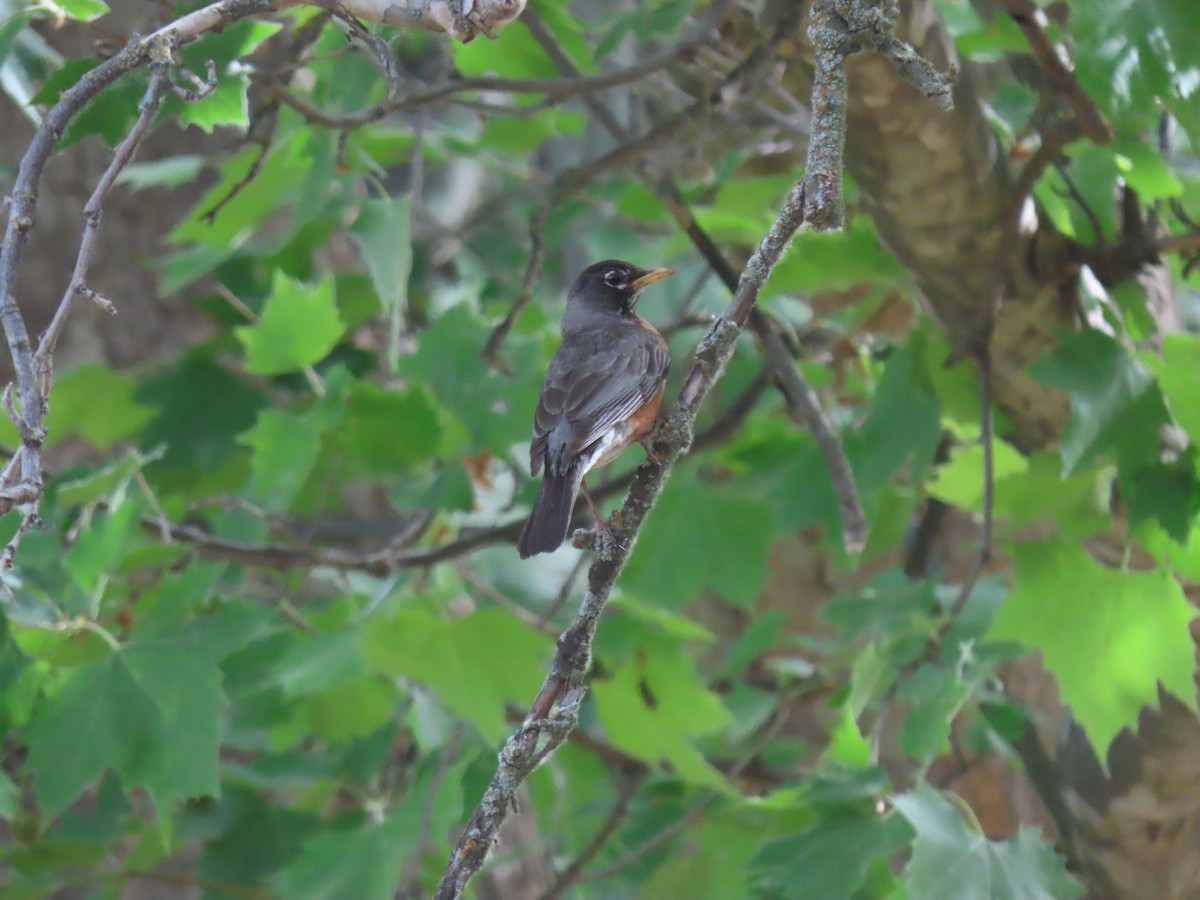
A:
[167,58,218,101]
[272,9,729,131]
[760,325,867,552]
[999,0,1113,144]
[35,67,172,382]
[537,773,647,900]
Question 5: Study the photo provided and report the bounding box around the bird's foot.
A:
[637,433,663,465]
[571,518,625,559]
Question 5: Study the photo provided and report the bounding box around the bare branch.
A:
[999,0,1113,144]
[536,773,646,900]
[760,325,868,553]
[274,11,726,131]
[436,8,954,893]
[803,0,955,230]
[168,59,219,101]
[436,167,813,900]
[35,67,172,381]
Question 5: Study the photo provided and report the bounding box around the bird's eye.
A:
[603,270,625,288]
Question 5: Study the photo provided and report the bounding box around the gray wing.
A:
[530,324,668,476]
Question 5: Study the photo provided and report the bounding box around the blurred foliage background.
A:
[0,0,1199,897]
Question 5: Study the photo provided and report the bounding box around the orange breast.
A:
[625,382,665,442]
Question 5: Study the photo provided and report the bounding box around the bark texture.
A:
[765,0,1197,895]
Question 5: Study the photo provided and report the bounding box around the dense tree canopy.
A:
[0,0,1198,897]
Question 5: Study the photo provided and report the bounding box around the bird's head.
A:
[567,260,675,321]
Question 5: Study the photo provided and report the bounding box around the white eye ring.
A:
[603,270,625,288]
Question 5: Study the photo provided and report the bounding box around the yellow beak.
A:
[629,267,676,290]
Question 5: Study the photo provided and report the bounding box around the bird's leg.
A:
[579,478,609,532]
[636,433,662,465]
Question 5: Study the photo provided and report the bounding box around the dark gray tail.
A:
[518,466,582,558]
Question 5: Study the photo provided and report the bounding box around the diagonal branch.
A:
[434,175,811,900]
[998,0,1112,144]
[434,7,955,896]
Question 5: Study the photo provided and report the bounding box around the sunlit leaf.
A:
[989,540,1197,754]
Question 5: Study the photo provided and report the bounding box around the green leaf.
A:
[63,498,142,599]
[896,664,967,762]
[54,447,159,508]
[272,816,408,900]
[1126,453,1200,544]
[825,706,871,768]
[1114,141,1183,199]
[400,305,542,450]
[1143,333,1200,443]
[753,812,912,900]
[986,452,1111,539]
[116,155,206,191]
[455,17,558,78]
[197,785,321,886]
[364,608,552,740]
[270,630,366,698]
[350,194,412,371]
[765,221,907,295]
[163,19,282,132]
[929,439,1027,510]
[0,769,16,820]
[171,133,301,249]
[136,353,266,476]
[477,110,585,154]
[238,408,328,511]
[45,364,154,451]
[621,469,773,609]
[297,676,395,743]
[55,0,109,21]
[989,540,1197,754]
[237,272,344,375]
[25,608,263,818]
[894,785,1082,899]
[592,633,733,789]
[327,382,443,476]
[1030,329,1164,473]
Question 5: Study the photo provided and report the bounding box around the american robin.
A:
[517,260,674,558]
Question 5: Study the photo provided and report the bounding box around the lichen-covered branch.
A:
[295,0,525,41]
[433,7,953,894]
[433,175,812,900]
[803,0,954,229]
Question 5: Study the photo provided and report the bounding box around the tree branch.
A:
[139,373,768,575]
[435,11,953,893]
[998,0,1113,144]
[273,10,726,131]
[804,0,954,230]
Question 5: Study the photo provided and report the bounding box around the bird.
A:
[517,260,675,558]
